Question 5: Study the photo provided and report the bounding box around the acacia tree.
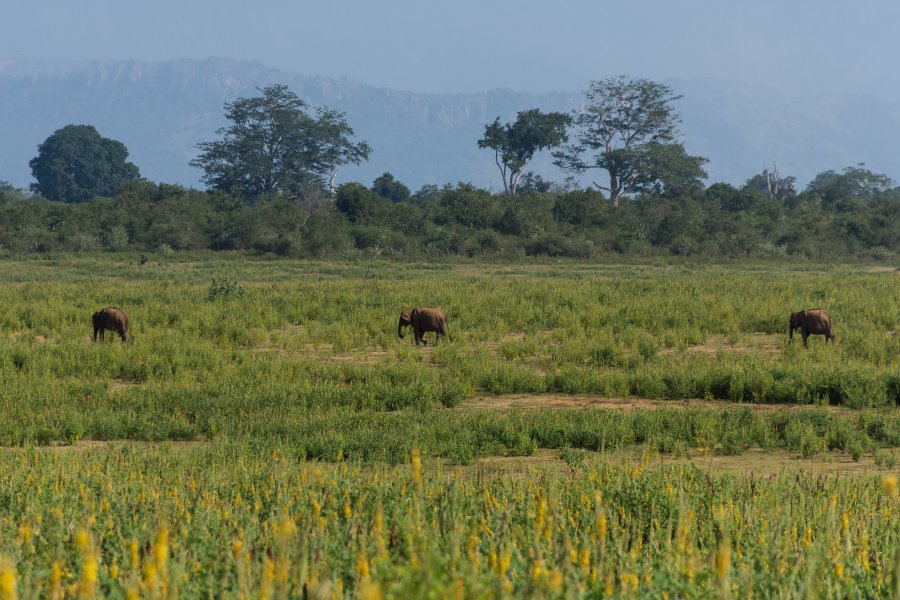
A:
[553,76,705,206]
[29,124,141,203]
[478,109,570,196]
[191,85,370,201]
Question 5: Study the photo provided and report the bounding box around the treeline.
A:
[0,175,896,259]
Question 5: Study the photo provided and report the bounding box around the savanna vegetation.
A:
[0,76,898,597]
[0,256,898,597]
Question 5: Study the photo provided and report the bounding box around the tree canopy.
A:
[478,109,570,195]
[553,76,706,206]
[371,172,411,203]
[806,164,894,205]
[191,85,370,201]
[29,125,141,203]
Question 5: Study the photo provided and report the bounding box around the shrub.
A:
[206,276,246,301]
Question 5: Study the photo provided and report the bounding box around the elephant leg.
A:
[802,331,809,349]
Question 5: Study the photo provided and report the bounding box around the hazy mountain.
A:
[1,58,898,191]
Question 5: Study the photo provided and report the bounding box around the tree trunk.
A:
[609,174,621,208]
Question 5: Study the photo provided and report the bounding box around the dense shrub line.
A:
[0,179,897,259]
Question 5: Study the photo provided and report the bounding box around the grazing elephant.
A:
[92,307,129,343]
[398,307,451,346]
[139,255,149,265]
[789,309,834,348]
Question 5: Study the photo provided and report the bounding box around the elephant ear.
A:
[410,308,419,320]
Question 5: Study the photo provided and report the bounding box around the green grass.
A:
[0,254,897,458]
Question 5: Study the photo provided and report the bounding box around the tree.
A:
[743,163,796,201]
[553,76,705,207]
[191,85,370,201]
[805,164,894,205]
[478,109,570,196]
[632,143,707,198]
[29,125,141,203]
[310,107,372,195]
[371,172,411,203]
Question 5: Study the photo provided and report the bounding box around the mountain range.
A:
[1,57,898,192]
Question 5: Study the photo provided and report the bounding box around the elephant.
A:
[92,307,129,343]
[789,309,834,348]
[139,255,149,266]
[398,307,451,346]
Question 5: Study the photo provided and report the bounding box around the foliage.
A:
[0,173,897,259]
[28,124,141,203]
[371,172,411,203]
[206,276,246,301]
[553,76,707,206]
[806,163,895,205]
[478,109,570,195]
[0,444,898,598]
[190,85,370,201]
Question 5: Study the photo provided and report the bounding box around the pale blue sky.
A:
[2,0,899,96]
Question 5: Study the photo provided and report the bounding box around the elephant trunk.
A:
[398,318,405,339]
[788,326,793,342]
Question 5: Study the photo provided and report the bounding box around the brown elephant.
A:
[789,309,834,348]
[92,307,129,343]
[398,307,451,346]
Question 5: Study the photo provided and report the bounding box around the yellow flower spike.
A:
[358,580,383,600]
[109,559,119,581]
[715,538,731,596]
[259,558,275,600]
[49,561,62,600]
[547,569,564,592]
[129,538,139,571]
[884,475,898,500]
[74,529,90,553]
[0,557,17,600]
[79,551,98,600]
[579,546,590,572]
[355,552,370,580]
[411,448,422,487]
[155,523,170,570]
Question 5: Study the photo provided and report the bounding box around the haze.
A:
[3,0,900,98]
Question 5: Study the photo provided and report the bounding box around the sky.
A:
[2,0,900,98]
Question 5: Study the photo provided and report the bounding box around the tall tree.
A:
[553,76,704,206]
[310,107,372,195]
[478,109,570,196]
[805,164,894,205]
[371,172,411,203]
[191,85,370,201]
[29,125,141,203]
[743,163,796,201]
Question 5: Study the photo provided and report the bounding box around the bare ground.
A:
[661,333,781,356]
[461,447,898,478]
[459,393,847,413]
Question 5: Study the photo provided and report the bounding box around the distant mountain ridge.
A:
[1,57,898,191]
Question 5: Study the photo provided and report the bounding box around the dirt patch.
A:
[4,439,211,452]
[626,447,897,477]
[861,265,898,273]
[462,447,897,479]
[109,379,142,392]
[450,449,572,479]
[662,333,781,356]
[460,393,848,413]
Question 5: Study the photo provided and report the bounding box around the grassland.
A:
[0,254,898,597]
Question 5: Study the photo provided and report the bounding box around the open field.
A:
[0,254,898,597]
